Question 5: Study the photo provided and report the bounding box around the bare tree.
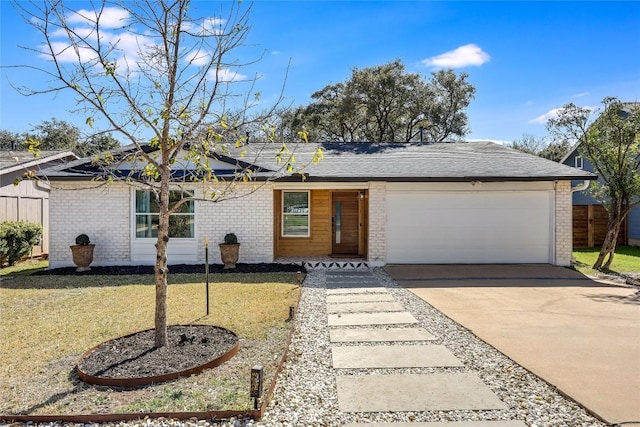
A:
[9,0,319,347]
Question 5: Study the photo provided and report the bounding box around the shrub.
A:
[223,233,238,245]
[75,234,91,245]
[0,221,43,266]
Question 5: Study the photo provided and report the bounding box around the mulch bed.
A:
[78,325,238,382]
[35,263,306,276]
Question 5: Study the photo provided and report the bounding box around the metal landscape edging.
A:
[0,278,303,424]
[77,325,240,388]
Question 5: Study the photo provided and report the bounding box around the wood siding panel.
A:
[275,189,332,257]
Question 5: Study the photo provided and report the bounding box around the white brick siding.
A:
[197,183,273,263]
[49,182,130,268]
[554,180,573,266]
[367,181,386,264]
[49,181,274,268]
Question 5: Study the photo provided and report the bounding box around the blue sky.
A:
[1,1,639,144]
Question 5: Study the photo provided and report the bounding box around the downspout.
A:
[571,180,590,193]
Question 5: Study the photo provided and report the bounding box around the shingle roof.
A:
[0,150,78,175]
[41,141,596,182]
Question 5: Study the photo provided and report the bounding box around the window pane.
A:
[283,214,309,236]
[136,190,159,213]
[170,191,194,212]
[169,215,194,238]
[136,214,158,238]
[283,192,309,213]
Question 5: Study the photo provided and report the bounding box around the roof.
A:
[42,141,596,182]
[0,150,78,176]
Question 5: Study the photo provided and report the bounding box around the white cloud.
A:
[529,108,563,124]
[199,17,225,35]
[66,7,129,29]
[271,50,281,56]
[186,50,211,66]
[207,68,248,82]
[529,104,599,124]
[572,92,590,98]
[422,44,490,68]
[523,100,534,106]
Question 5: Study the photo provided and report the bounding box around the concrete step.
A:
[336,373,506,413]
[330,327,436,343]
[327,293,394,304]
[332,344,463,369]
[328,311,418,326]
[327,301,405,314]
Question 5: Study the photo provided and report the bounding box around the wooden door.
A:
[332,192,359,254]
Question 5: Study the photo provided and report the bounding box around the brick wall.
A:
[555,180,573,266]
[197,183,274,263]
[49,182,130,268]
[367,181,386,264]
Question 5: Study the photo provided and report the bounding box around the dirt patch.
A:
[35,263,305,276]
[78,325,238,381]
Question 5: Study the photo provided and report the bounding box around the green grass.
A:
[573,246,640,275]
[0,264,299,414]
[0,259,48,276]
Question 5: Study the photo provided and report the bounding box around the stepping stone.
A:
[332,345,463,368]
[327,301,405,313]
[336,373,506,412]
[327,287,389,295]
[330,327,436,342]
[328,311,418,326]
[343,422,527,427]
[327,293,394,303]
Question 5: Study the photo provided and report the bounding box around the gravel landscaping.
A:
[1,268,608,427]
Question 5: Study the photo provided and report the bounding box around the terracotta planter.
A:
[70,244,95,272]
[219,243,240,269]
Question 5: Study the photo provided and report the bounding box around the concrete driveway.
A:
[386,264,640,426]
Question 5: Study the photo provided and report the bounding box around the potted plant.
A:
[70,233,95,272]
[219,233,240,269]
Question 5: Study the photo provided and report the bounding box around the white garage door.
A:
[386,189,553,264]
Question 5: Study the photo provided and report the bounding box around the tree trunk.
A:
[592,202,623,270]
[154,170,171,348]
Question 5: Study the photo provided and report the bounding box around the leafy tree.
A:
[26,118,81,152]
[508,134,571,162]
[78,133,120,157]
[0,130,25,150]
[11,0,317,347]
[548,97,640,270]
[279,60,476,142]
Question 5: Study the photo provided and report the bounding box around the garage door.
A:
[386,190,552,264]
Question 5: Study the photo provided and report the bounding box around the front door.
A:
[332,192,359,255]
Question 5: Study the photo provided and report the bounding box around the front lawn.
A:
[0,263,299,415]
[573,246,640,275]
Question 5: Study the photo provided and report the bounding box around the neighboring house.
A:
[562,146,640,248]
[43,141,594,268]
[0,149,78,256]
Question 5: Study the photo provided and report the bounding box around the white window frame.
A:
[133,189,196,240]
[281,190,310,238]
[575,155,584,169]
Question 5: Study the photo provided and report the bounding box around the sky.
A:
[1,1,639,144]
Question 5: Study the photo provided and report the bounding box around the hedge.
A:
[0,221,43,266]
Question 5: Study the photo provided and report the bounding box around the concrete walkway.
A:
[326,270,527,426]
[387,264,640,426]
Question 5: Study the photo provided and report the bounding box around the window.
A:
[575,155,584,169]
[135,190,195,238]
[282,191,309,237]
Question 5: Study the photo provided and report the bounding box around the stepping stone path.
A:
[325,270,527,427]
